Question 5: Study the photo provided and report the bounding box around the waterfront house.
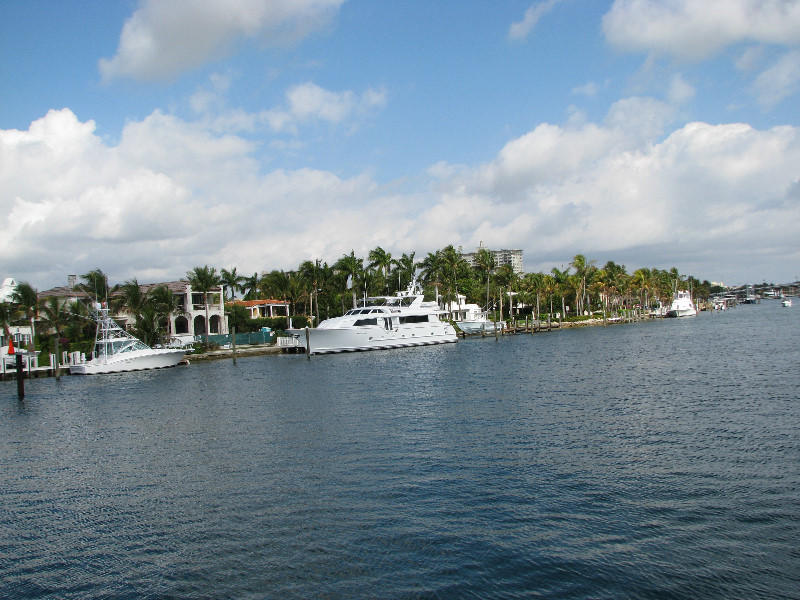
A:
[230,298,290,319]
[37,279,228,339]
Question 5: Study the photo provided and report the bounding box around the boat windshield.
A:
[96,339,149,357]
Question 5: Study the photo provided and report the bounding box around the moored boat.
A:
[70,303,186,374]
[666,290,697,318]
[446,297,503,334]
[287,280,457,355]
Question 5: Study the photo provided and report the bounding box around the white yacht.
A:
[666,290,697,318]
[287,280,457,355]
[70,303,186,374]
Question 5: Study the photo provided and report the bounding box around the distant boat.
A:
[666,290,697,318]
[447,300,503,335]
[70,303,186,375]
[287,279,457,355]
[782,298,792,307]
[742,292,758,304]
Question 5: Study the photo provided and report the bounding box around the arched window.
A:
[174,316,189,334]
[193,315,206,335]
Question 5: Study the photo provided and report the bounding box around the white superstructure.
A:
[287,280,457,355]
[70,303,185,374]
[666,290,697,318]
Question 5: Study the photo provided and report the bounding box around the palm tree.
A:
[186,265,220,345]
[439,245,466,308]
[119,279,149,319]
[569,254,596,316]
[394,252,417,292]
[11,281,39,343]
[80,268,112,302]
[220,267,245,301]
[299,260,327,322]
[1,301,14,346]
[261,270,305,317]
[368,246,393,293]
[419,250,445,302]
[241,272,260,300]
[494,264,518,321]
[149,284,183,341]
[333,251,364,309]
[550,266,570,320]
[474,248,496,309]
[35,295,70,376]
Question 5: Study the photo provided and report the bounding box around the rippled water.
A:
[2,301,799,599]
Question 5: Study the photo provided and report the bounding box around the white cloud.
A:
[509,0,562,41]
[0,108,386,288]
[428,106,800,279]
[572,81,599,97]
[603,0,800,61]
[3,104,799,289]
[99,0,345,81]
[752,50,800,108]
[736,46,767,72]
[667,74,695,104]
[263,82,387,133]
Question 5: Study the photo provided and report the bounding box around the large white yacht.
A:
[287,280,457,355]
[70,303,186,375]
[666,290,697,318]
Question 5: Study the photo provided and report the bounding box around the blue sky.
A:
[2,0,799,290]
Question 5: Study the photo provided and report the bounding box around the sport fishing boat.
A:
[666,290,697,318]
[70,303,186,374]
[287,280,457,355]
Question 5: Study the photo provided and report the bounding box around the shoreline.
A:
[1,315,684,380]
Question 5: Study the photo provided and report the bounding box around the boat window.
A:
[353,318,378,326]
[398,315,430,324]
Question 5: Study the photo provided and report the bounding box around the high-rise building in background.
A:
[459,243,523,275]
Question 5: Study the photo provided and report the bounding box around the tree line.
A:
[220,245,716,323]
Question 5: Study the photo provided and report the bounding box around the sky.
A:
[1,0,799,291]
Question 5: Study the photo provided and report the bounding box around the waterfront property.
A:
[231,298,290,319]
[38,279,229,339]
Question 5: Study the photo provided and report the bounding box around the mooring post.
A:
[16,354,24,398]
[305,327,311,359]
[54,336,60,380]
[231,325,237,365]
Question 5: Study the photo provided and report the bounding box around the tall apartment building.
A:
[459,244,524,275]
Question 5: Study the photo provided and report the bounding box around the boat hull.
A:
[665,307,697,318]
[288,324,457,355]
[70,348,186,375]
[457,320,502,334]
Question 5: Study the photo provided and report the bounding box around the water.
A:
[2,302,799,599]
